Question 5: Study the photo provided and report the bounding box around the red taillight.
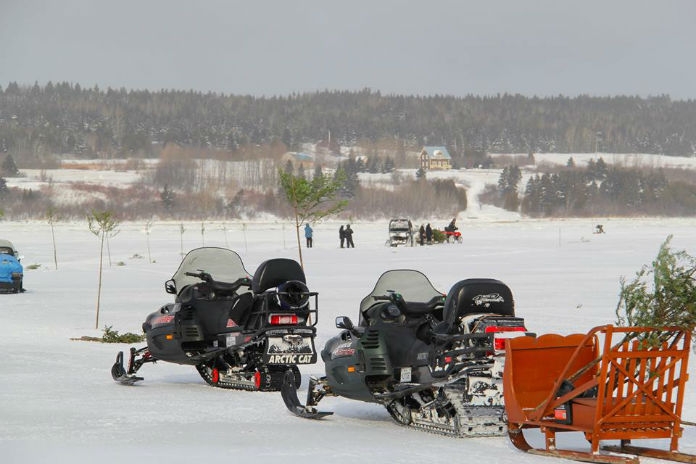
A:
[554,407,568,420]
[269,314,299,325]
[485,326,527,351]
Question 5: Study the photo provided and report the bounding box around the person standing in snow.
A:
[425,223,433,244]
[304,223,313,248]
[339,225,345,248]
[344,224,354,248]
[419,224,425,246]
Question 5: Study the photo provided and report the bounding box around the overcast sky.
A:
[1,0,695,100]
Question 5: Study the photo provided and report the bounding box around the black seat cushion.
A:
[252,258,306,293]
[442,278,514,328]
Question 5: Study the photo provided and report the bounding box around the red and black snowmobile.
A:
[111,247,318,391]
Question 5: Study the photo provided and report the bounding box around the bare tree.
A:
[145,219,153,263]
[46,207,60,270]
[179,223,185,256]
[88,210,119,329]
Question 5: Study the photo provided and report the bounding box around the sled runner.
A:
[504,325,694,464]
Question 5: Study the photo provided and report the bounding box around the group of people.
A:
[418,223,433,245]
[417,218,457,245]
[306,218,458,248]
[303,223,355,248]
[339,224,354,248]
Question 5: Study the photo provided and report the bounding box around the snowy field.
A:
[2,215,696,464]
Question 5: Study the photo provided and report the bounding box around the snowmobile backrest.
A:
[252,258,306,293]
[443,278,514,329]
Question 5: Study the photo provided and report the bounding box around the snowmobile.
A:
[111,247,318,391]
[281,270,531,436]
[386,218,414,247]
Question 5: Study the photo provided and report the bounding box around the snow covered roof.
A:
[287,152,314,162]
[422,146,451,159]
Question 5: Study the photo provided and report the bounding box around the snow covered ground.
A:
[2,214,696,464]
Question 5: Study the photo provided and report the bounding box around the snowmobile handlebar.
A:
[184,271,252,295]
[372,291,406,307]
[373,292,443,308]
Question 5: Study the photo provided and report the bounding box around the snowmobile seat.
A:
[227,292,254,328]
[252,258,306,293]
[442,278,514,330]
[191,292,253,336]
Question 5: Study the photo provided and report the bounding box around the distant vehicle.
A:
[443,220,463,243]
[0,239,23,293]
[386,218,414,247]
[0,239,20,259]
[442,229,463,243]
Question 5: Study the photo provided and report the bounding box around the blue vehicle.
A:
[0,239,23,293]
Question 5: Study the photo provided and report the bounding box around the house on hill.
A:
[419,146,452,170]
[281,152,315,170]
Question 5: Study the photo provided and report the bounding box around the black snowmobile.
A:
[281,270,531,436]
[112,247,318,391]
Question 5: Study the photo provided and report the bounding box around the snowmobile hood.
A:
[0,254,23,281]
[170,247,251,293]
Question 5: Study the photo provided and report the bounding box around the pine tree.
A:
[337,158,360,198]
[284,159,294,175]
[313,164,323,180]
[616,235,696,334]
[1,154,19,176]
[160,184,175,212]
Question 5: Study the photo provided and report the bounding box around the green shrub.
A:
[101,325,145,343]
[432,229,447,243]
[615,235,696,335]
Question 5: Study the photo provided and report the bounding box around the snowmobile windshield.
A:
[359,269,442,314]
[170,247,251,292]
[389,219,411,231]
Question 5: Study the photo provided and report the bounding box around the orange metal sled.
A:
[504,325,694,464]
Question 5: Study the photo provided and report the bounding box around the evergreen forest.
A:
[1,82,695,220]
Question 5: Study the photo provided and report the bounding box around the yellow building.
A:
[419,146,452,170]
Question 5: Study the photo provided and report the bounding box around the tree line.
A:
[1,82,696,167]
[492,157,696,217]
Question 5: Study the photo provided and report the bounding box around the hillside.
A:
[4,151,696,222]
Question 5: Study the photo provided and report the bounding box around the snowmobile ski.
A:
[280,370,332,419]
[111,351,144,385]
